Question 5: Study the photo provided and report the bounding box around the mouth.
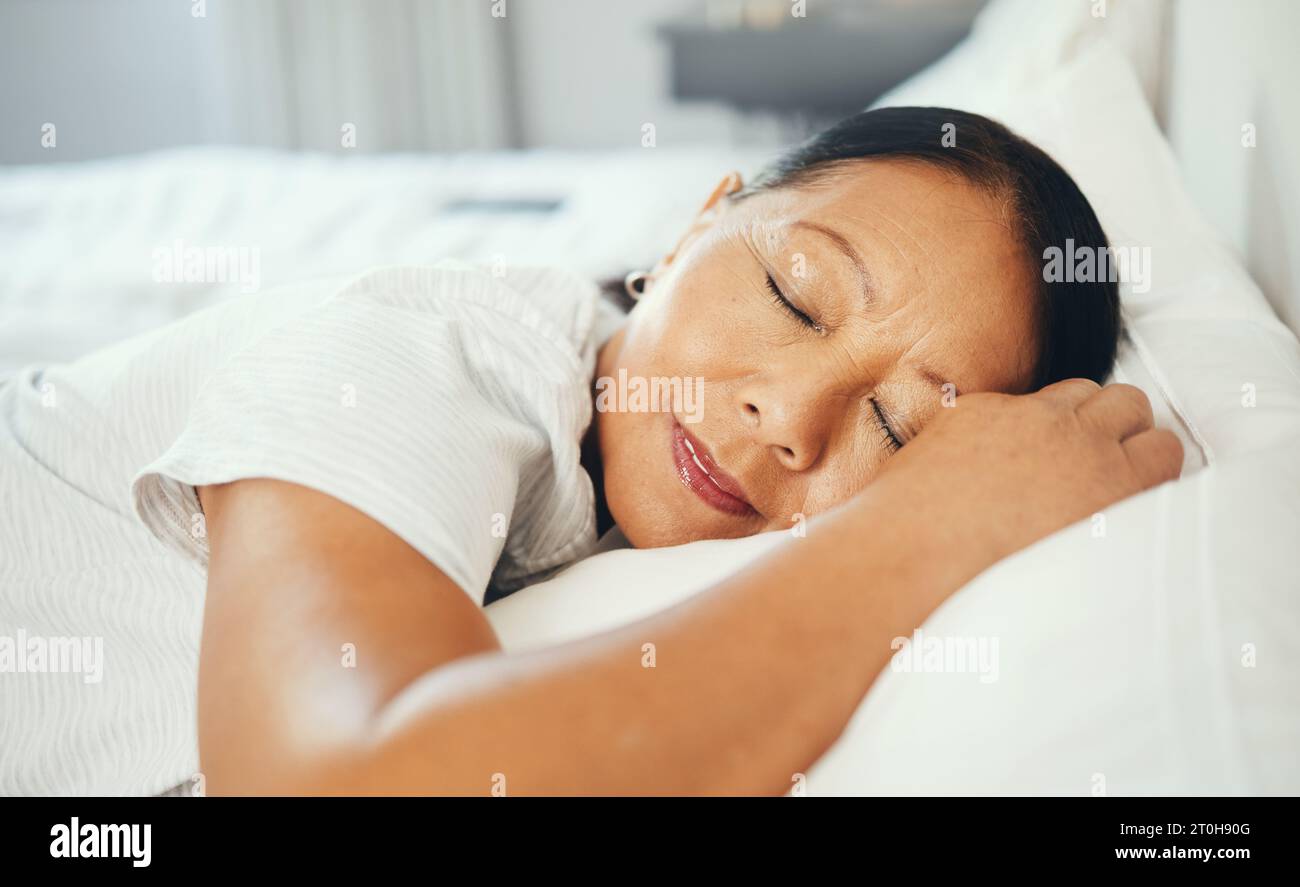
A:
[670,419,758,518]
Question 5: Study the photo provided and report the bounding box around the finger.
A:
[1122,428,1183,488]
[1076,383,1155,441]
[1032,377,1101,410]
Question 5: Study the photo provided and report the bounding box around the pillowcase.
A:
[871,0,1169,111]
[487,16,1300,794]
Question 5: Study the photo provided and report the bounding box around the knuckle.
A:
[1060,377,1102,398]
[1114,383,1154,414]
[1025,394,1063,424]
[1116,395,1154,429]
[1155,430,1184,475]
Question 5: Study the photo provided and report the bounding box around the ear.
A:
[649,171,744,279]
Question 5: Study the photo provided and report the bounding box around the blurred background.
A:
[0,0,987,162]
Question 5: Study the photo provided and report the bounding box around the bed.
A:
[3,0,1297,795]
[0,145,775,376]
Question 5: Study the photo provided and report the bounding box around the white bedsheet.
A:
[0,145,773,373]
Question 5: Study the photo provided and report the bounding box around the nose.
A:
[736,385,837,472]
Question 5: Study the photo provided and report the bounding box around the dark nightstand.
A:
[658,0,987,124]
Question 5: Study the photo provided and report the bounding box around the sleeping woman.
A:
[0,107,1181,795]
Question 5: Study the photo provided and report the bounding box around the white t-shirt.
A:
[0,261,617,795]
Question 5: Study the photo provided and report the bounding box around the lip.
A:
[670,419,758,517]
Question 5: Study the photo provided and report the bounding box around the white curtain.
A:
[211,0,515,151]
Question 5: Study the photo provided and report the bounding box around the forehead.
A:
[745,158,1040,393]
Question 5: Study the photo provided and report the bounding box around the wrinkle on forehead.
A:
[737,160,1041,392]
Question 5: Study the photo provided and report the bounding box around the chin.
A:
[606,491,685,549]
[609,482,760,550]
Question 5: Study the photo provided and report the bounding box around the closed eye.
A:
[869,397,903,453]
[764,273,821,331]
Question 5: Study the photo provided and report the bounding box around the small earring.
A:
[624,270,649,301]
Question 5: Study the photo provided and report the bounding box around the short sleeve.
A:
[131,264,597,606]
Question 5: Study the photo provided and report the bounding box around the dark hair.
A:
[609,106,1120,388]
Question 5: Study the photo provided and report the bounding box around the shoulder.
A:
[329,261,601,359]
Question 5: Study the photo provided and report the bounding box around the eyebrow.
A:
[790,220,873,306]
[919,367,958,398]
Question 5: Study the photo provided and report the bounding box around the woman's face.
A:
[596,158,1041,548]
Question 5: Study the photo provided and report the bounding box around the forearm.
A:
[201,381,1181,795]
[325,476,967,795]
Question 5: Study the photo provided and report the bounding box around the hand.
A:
[872,379,1182,579]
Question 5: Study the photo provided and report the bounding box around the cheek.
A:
[785,422,885,517]
[800,464,876,516]
[598,409,692,547]
[629,252,761,377]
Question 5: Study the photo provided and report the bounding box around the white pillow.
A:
[871,0,1169,110]
[486,24,1300,793]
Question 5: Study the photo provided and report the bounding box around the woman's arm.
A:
[197,380,1181,795]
